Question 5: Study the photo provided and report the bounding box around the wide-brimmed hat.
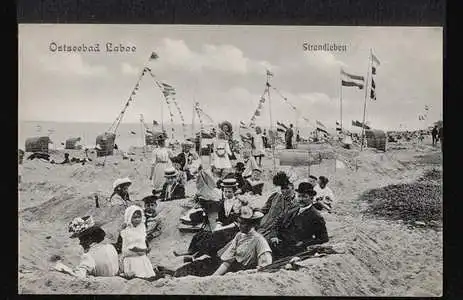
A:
[181,141,194,148]
[68,215,103,239]
[238,205,264,220]
[164,167,178,178]
[113,177,132,190]
[219,121,233,132]
[220,178,238,188]
[295,182,317,196]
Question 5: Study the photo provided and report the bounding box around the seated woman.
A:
[109,177,132,207]
[173,178,243,262]
[160,167,186,201]
[52,216,119,278]
[241,167,265,196]
[119,205,156,280]
[213,204,272,275]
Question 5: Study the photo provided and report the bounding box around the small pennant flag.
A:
[370,89,376,101]
[371,78,376,89]
[130,131,136,135]
[153,120,159,126]
[266,70,274,77]
[424,105,430,111]
[372,52,381,66]
[150,52,159,60]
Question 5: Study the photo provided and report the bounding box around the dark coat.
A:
[269,205,329,257]
[216,199,241,226]
[176,152,194,170]
[160,182,186,201]
[242,180,264,195]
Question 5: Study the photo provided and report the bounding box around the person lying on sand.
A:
[241,167,265,196]
[26,152,50,161]
[119,205,156,280]
[268,182,329,260]
[213,205,272,275]
[109,178,132,207]
[51,216,119,278]
[257,172,298,240]
[159,167,186,201]
[313,176,334,212]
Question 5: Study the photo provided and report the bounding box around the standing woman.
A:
[149,133,174,191]
[212,132,233,178]
[120,205,156,280]
[252,126,265,168]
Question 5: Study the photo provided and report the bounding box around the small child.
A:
[242,168,265,196]
[120,205,156,280]
[142,194,161,242]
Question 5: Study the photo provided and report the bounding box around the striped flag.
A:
[276,121,288,133]
[316,120,328,134]
[352,120,370,129]
[341,69,364,90]
[370,51,380,100]
[239,121,248,129]
[336,121,341,131]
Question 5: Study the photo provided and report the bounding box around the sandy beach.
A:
[18,137,442,296]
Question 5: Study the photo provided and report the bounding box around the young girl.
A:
[120,205,156,280]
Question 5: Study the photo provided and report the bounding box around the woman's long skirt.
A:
[152,162,171,190]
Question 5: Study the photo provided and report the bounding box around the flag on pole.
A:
[352,120,370,129]
[150,52,159,60]
[372,52,381,66]
[336,121,341,131]
[266,70,274,77]
[370,51,380,101]
[153,120,159,126]
[341,69,364,89]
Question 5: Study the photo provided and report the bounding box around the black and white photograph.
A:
[18,24,443,296]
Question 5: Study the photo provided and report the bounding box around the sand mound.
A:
[360,170,442,227]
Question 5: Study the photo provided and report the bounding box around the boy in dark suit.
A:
[268,182,329,260]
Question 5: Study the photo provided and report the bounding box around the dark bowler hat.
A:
[143,195,158,204]
[295,182,317,196]
[220,178,238,188]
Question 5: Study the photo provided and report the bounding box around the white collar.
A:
[298,203,313,214]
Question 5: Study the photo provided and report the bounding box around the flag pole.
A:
[360,49,372,151]
[340,69,343,132]
[266,72,276,173]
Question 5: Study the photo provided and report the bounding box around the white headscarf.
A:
[122,205,146,244]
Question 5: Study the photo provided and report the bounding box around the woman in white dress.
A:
[252,126,265,167]
[149,135,174,191]
[212,132,232,178]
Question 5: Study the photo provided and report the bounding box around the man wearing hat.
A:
[160,167,186,201]
[52,216,119,278]
[214,204,272,275]
[268,182,329,260]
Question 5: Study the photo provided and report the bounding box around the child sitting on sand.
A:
[120,205,156,280]
[143,194,162,242]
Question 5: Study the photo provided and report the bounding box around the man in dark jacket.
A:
[268,182,329,260]
[431,125,439,146]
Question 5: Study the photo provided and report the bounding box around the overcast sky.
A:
[19,25,442,131]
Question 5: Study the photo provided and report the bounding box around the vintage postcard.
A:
[18,24,442,296]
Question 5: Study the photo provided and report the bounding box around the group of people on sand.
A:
[50,123,337,280]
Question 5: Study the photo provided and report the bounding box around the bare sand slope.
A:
[18,142,442,296]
